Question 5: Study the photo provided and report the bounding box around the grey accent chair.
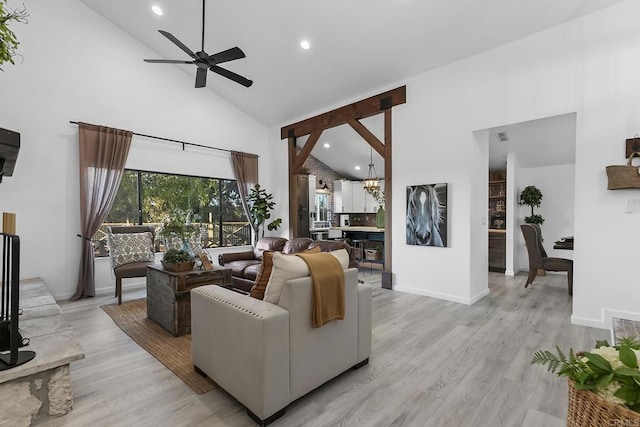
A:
[108,225,156,304]
[520,223,573,295]
[191,268,372,425]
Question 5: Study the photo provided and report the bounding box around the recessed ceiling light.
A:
[355,166,361,171]
[323,143,330,148]
[152,5,163,16]
[300,40,310,50]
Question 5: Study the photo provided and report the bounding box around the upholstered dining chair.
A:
[107,225,157,304]
[520,224,573,296]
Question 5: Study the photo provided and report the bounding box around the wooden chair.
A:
[108,225,156,304]
[520,224,573,296]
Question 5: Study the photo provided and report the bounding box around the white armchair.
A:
[191,268,372,425]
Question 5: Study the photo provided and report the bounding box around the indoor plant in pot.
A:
[532,337,640,426]
[161,248,194,272]
[246,184,282,244]
[519,185,544,225]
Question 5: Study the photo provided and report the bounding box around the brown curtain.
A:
[231,151,259,241]
[71,123,132,300]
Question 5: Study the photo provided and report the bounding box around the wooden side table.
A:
[146,265,232,336]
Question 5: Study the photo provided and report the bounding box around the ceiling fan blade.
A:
[144,59,193,64]
[158,30,197,59]
[195,67,207,88]
[209,65,253,87]
[208,47,246,65]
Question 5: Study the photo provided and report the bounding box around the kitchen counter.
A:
[331,226,384,232]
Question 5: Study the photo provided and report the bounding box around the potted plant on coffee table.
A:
[161,249,194,272]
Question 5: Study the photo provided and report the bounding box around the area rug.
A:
[101,298,216,394]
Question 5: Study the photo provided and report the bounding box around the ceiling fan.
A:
[143,0,253,88]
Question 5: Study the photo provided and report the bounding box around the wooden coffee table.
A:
[146,264,232,336]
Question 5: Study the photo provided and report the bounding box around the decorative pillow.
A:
[249,246,321,300]
[263,248,348,304]
[109,232,154,269]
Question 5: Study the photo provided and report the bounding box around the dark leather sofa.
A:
[218,237,358,293]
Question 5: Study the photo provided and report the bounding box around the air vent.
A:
[497,131,510,142]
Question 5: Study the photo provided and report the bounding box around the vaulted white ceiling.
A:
[77,0,622,178]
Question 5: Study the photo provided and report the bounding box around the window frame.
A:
[94,168,250,257]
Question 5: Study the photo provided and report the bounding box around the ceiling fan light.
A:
[300,40,310,50]
[151,5,163,16]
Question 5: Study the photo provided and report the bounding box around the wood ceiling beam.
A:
[291,130,322,174]
[280,86,406,139]
[347,119,384,157]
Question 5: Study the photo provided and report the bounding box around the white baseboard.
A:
[571,308,640,331]
[393,285,490,306]
[53,279,146,302]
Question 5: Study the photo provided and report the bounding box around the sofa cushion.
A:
[227,259,261,279]
[244,262,262,281]
[264,249,349,304]
[308,240,358,269]
[250,246,320,300]
[108,232,154,269]
[282,238,313,254]
[253,237,287,260]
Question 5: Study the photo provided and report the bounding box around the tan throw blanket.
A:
[296,252,345,328]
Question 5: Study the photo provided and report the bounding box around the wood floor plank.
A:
[42,272,608,426]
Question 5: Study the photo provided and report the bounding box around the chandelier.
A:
[363,146,380,191]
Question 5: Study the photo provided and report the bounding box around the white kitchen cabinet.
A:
[333,180,344,213]
[342,181,354,212]
[351,181,366,212]
[335,180,386,213]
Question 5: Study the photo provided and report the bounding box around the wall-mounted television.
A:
[0,127,20,183]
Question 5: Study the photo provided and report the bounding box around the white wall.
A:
[0,0,268,299]
[268,0,640,326]
[3,0,639,327]
[516,164,576,270]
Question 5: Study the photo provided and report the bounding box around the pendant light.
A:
[364,146,380,191]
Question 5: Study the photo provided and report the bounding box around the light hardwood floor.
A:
[44,271,607,427]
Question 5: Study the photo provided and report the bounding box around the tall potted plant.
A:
[246,184,282,243]
[519,185,544,225]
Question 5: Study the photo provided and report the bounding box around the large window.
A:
[93,170,250,257]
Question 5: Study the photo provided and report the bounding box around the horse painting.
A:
[406,184,447,247]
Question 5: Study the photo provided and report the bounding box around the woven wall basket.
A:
[606,152,640,190]
[567,379,640,427]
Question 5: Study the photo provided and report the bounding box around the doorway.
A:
[486,112,577,276]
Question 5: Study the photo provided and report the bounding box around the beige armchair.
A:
[191,268,372,425]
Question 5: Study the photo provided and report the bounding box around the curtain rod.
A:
[69,121,258,157]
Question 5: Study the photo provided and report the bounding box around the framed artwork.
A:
[406,183,448,247]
